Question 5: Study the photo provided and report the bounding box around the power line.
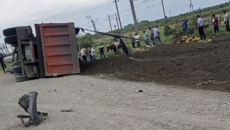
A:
[71,0,111,22]
[75,3,114,26]
[69,0,145,27]
[37,0,67,21]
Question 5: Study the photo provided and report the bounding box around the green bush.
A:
[78,33,95,48]
[163,25,173,37]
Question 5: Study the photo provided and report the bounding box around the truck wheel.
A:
[7,42,18,47]
[15,75,28,82]
[3,27,17,36]
[4,35,18,44]
[12,61,20,67]
[13,65,22,74]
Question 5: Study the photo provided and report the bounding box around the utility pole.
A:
[115,13,120,30]
[107,14,113,32]
[129,0,139,33]
[169,11,171,17]
[86,15,97,32]
[189,0,193,12]
[161,0,166,19]
[114,0,123,35]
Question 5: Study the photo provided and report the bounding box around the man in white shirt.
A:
[134,33,141,47]
[223,10,230,32]
[113,37,119,51]
[153,26,162,46]
[80,47,87,62]
[90,46,96,60]
[196,15,206,40]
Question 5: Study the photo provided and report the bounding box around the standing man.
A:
[212,14,220,37]
[223,10,230,32]
[98,43,105,59]
[0,53,6,73]
[143,31,149,47]
[149,27,155,46]
[153,26,163,46]
[113,37,118,51]
[80,47,87,62]
[196,15,206,40]
[134,33,141,48]
[130,34,135,48]
[90,46,96,61]
[182,19,188,34]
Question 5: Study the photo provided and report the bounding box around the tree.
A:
[140,20,150,26]
[78,33,94,48]
[163,25,173,36]
[124,24,133,29]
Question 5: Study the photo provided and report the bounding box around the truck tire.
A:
[3,27,17,36]
[15,75,28,82]
[7,42,18,47]
[12,61,20,67]
[13,65,22,74]
[4,35,18,44]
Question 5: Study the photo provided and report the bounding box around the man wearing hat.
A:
[196,15,206,40]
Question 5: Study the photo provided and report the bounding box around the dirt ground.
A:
[0,74,229,130]
[82,34,230,92]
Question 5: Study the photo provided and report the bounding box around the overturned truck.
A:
[3,23,81,82]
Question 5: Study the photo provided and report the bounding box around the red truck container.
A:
[35,23,80,77]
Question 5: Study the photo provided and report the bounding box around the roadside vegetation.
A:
[77,2,230,59]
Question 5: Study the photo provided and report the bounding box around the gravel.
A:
[0,74,229,130]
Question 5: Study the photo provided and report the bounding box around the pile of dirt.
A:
[82,35,230,92]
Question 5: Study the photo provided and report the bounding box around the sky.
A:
[0,0,228,46]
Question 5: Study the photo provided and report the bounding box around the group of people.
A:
[211,10,229,37]
[182,10,229,40]
[79,43,106,62]
[130,26,163,48]
[0,53,6,73]
[79,46,96,62]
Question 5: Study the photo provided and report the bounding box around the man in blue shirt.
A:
[182,19,188,31]
[143,31,149,47]
[98,43,105,59]
[196,15,206,40]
